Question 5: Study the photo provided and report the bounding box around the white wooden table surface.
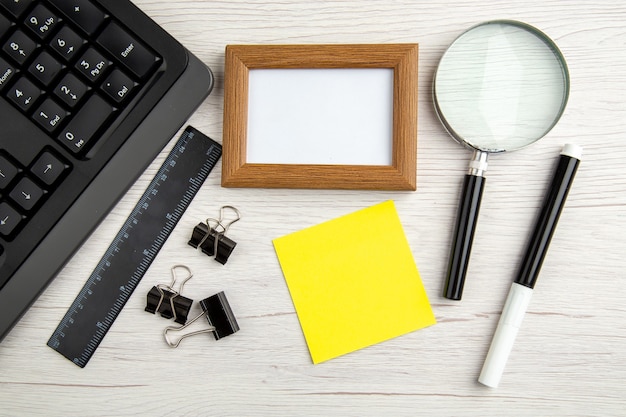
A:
[1,1,625,416]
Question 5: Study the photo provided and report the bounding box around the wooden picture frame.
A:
[221,44,418,190]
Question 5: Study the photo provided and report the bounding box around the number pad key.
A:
[0,0,35,18]
[50,26,85,61]
[0,13,12,35]
[102,69,135,104]
[97,22,157,79]
[76,47,110,82]
[54,73,88,108]
[2,30,37,65]
[47,0,105,36]
[58,94,113,153]
[24,5,60,40]
[33,98,67,132]
[7,76,41,111]
[0,56,16,91]
[28,51,63,86]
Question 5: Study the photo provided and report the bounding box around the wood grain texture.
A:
[1,1,626,416]
[222,44,418,190]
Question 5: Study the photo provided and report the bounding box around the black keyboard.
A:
[0,0,214,341]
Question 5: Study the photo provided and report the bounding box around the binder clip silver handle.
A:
[164,311,216,348]
[217,205,241,234]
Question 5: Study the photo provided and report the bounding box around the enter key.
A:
[97,21,158,79]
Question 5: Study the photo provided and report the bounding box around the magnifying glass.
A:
[434,20,569,300]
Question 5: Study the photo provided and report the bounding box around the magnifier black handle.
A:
[444,173,486,300]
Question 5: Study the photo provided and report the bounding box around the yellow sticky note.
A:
[273,200,436,364]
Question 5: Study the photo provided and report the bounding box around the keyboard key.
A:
[0,155,18,189]
[48,0,105,35]
[58,94,113,153]
[75,47,110,82]
[54,72,87,107]
[3,29,37,65]
[31,151,68,185]
[0,0,35,18]
[0,12,12,35]
[0,56,15,91]
[7,76,41,111]
[33,98,67,132]
[28,51,63,86]
[9,177,44,211]
[97,22,157,79]
[0,202,22,236]
[49,25,85,61]
[24,5,60,40]
[101,69,135,103]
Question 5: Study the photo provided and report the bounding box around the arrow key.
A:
[0,155,19,190]
[9,177,44,211]
[0,202,22,237]
[31,151,68,186]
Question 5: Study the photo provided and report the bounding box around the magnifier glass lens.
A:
[434,22,568,151]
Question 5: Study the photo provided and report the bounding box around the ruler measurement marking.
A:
[47,127,221,367]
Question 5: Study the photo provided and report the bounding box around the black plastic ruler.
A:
[47,126,221,367]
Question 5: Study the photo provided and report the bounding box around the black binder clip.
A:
[163,291,240,347]
[145,265,194,324]
[188,206,241,265]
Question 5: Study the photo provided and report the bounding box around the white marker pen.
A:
[478,144,582,388]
